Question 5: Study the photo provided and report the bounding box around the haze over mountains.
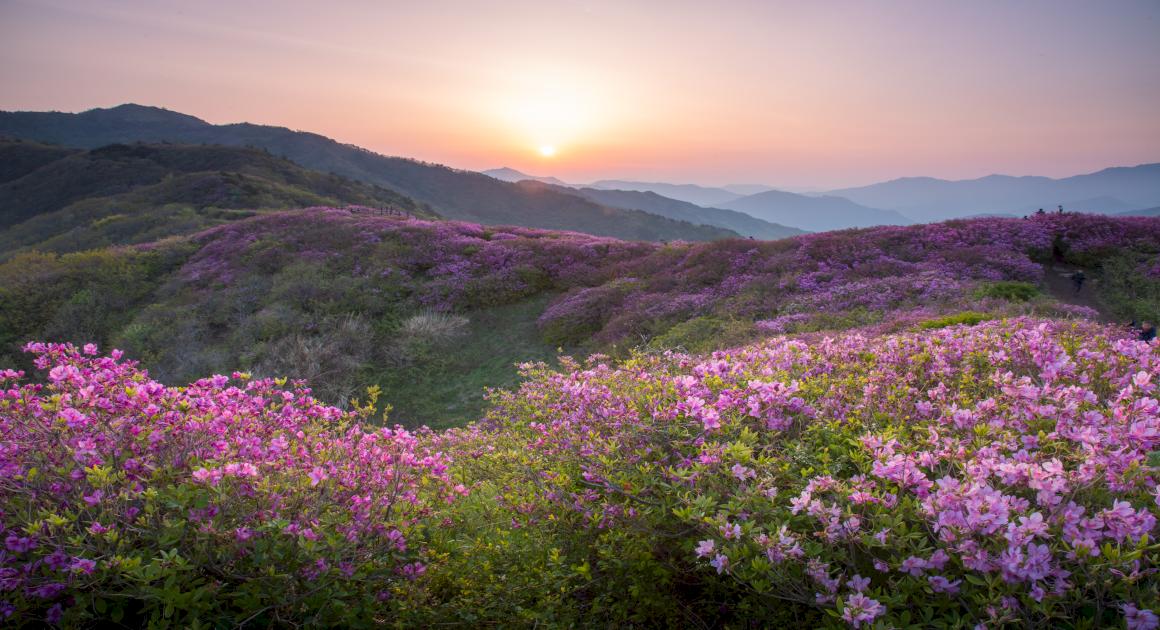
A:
[827,165,1160,222]
[588,180,746,207]
[485,168,902,232]
[717,190,911,232]
[487,167,886,236]
[486,162,1160,233]
[544,184,805,240]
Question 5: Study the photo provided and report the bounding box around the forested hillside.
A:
[0,140,434,255]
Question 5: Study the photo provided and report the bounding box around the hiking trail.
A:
[1041,264,1113,323]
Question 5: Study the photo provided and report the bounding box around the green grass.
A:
[376,296,564,428]
[974,280,1041,301]
[917,311,994,330]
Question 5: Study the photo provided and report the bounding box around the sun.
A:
[538,145,557,158]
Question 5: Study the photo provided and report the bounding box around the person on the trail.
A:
[1071,270,1086,293]
[1036,208,1046,216]
[1141,322,1157,343]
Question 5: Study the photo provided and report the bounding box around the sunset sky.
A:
[2,0,1158,189]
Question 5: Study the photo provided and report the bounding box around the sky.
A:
[1,0,1158,189]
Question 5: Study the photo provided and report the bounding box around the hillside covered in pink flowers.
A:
[1,211,1159,627]
[3,209,1158,424]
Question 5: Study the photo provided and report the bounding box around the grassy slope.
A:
[378,296,563,429]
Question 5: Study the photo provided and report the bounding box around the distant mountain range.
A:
[481,167,569,187]
[487,164,1160,231]
[827,165,1160,222]
[1121,206,1160,217]
[547,185,805,240]
[720,184,778,196]
[485,169,899,233]
[483,167,804,239]
[588,179,745,207]
[487,171,923,231]
[0,139,434,254]
[4,104,1157,238]
[485,169,780,203]
[0,105,736,242]
[718,190,910,232]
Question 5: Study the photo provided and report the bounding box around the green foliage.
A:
[917,311,993,329]
[415,319,1160,628]
[538,279,643,346]
[1094,248,1160,322]
[974,280,1041,301]
[0,244,193,368]
[649,315,757,353]
[376,298,564,428]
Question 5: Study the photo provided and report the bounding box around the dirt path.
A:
[1041,264,1114,322]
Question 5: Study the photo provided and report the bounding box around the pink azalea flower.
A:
[841,592,885,627]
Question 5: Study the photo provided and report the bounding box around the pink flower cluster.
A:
[475,317,1159,627]
[0,342,464,623]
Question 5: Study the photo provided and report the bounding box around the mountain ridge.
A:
[0,105,737,242]
[557,185,806,240]
[719,189,911,231]
[827,163,1160,221]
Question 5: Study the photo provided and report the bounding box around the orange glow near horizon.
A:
[1,1,1158,188]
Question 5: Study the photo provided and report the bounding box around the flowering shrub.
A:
[3,320,1159,627]
[0,343,463,626]
[447,317,1159,627]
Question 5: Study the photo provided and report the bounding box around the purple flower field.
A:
[1,211,1159,626]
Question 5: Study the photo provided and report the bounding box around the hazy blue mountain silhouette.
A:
[827,165,1160,221]
[1120,205,1160,217]
[719,189,911,231]
[551,185,806,239]
[481,167,570,186]
[589,179,744,207]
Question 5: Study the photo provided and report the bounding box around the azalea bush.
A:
[437,317,1159,628]
[2,318,1158,627]
[0,343,464,627]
